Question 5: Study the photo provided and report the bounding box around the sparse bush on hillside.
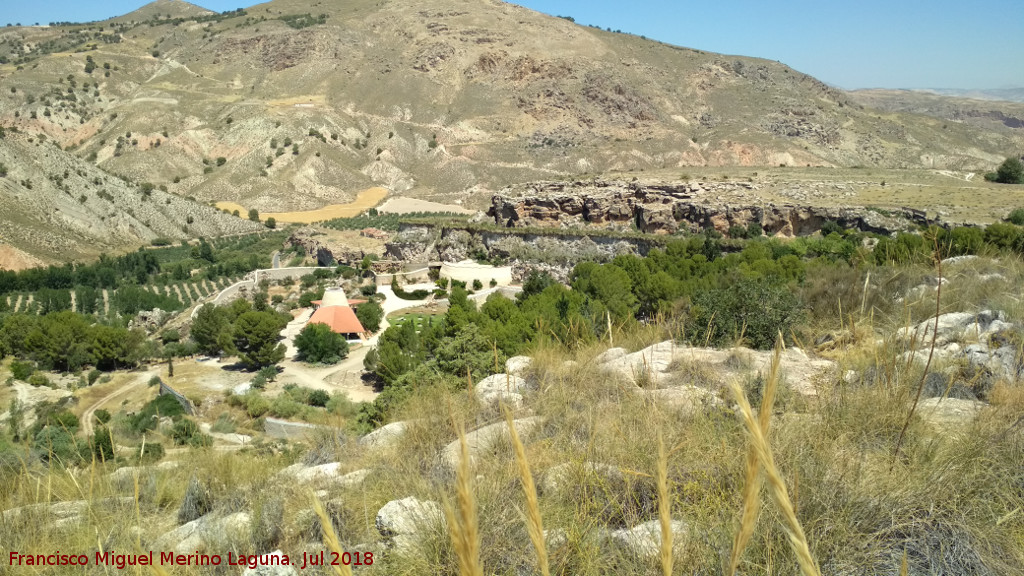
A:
[986,157,1024,184]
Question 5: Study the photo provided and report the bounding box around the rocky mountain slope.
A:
[0,131,260,263]
[0,0,1019,224]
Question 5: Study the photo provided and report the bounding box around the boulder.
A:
[609,519,688,561]
[439,417,544,470]
[600,341,675,385]
[917,397,985,427]
[475,373,530,408]
[505,356,533,377]
[644,386,722,415]
[376,497,443,551]
[358,421,409,449]
[897,310,1012,346]
[155,512,251,554]
[594,347,627,363]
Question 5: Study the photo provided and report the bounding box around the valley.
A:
[0,0,1023,574]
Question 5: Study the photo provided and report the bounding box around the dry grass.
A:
[215,187,389,224]
[5,258,1024,575]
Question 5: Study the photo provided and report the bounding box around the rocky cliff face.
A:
[488,180,931,237]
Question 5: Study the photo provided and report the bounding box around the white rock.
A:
[376,497,443,537]
[439,416,544,470]
[359,421,409,449]
[917,397,985,427]
[600,341,676,385]
[610,520,687,561]
[475,373,530,408]
[644,386,721,415]
[594,347,627,363]
[156,512,251,554]
[505,356,533,377]
[295,462,343,484]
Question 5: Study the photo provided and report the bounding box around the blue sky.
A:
[2,0,1020,90]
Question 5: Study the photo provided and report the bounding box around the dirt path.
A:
[102,290,110,315]
[81,370,157,437]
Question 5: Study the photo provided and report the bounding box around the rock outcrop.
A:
[489,179,935,237]
[285,228,385,266]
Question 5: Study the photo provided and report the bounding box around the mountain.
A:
[0,0,1021,262]
[0,131,260,263]
[109,0,216,25]
[850,89,1024,132]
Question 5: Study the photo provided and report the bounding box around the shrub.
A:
[691,277,803,349]
[171,418,210,447]
[355,300,384,332]
[27,373,51,388]
[245,394,270,418]
[1006,208,1024,226]
[992,157,1024,184]
[90,426,115,461]
[307,389,330,407]
[94,409,111,425]
[472,279,483,290]
[295,323,349,364]
[11,360,34,381]
[87,369,102,386]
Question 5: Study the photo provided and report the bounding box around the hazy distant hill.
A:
[0,0,1021,261]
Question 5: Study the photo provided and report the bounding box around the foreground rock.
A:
[899,310,1023,383]
[505,356,533,377]
[359,421,410,450]
[596,341,837,396]
[475,373,531,408]
[376,497,444,552]
[609,520,688,561]
[294,464,372,488]
[155,512,251,554]
[439,417,545,469]
[917,397,985,428]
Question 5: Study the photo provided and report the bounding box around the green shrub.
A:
[1006,208,1024,226]
[90,426,115,461]
[171,418,211,447]
[307,389,330,407]
[245,394,270,418]
[295,323,349,364]
[27,373,51,388]
[87,369,102,385]
[94,409,111,425]
[691,277,803,349]
[10,360,34,381]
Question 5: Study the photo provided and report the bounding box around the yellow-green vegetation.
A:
[2,245,1024,573]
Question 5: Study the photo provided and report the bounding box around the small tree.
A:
[355,300,384,332]
[294,323,348,364]
[248,208,260,222]
[994,157,1024,184]
[265,217,277,229]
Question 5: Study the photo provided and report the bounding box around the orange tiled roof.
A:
[308,305,365,335]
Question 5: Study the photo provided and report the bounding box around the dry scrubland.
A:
[2,256,1024,575]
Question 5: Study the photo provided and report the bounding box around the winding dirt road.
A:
[80,370,157,437]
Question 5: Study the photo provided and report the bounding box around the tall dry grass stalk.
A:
[893,241,943,464]
[727,337,783,575]
[730,378,820,576]
[443,426,483,576]
[504,408,550,576]
[313,494,354,576]
[657,433,673,576]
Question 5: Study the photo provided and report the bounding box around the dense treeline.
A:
[358,216,1024,426]
[0,311,150,372]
